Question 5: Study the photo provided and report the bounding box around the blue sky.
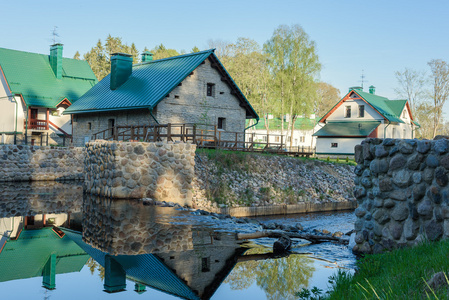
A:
[2,0,448,108]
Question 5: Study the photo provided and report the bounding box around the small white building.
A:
[314,86,419,156]
[246,114,319,150]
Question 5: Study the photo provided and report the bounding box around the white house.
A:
[313,86,419,156]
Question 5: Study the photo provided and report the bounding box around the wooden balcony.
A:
[25,119,49,131]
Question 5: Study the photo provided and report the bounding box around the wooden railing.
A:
[91,123,315,157]
[25,119,48,130]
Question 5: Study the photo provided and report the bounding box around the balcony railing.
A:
[25,119,48,130]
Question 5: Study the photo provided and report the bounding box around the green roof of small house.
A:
[0,227,89,283]
[319,89,408,124]
[246,117,316,131]
[64,49,259,120]
[313,121,381,137]
[0,47,97,108]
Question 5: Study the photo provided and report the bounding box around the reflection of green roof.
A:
[63,229,200,300]
[0,47,97,108]
[313,121,381,137]
[0,228,89,282]
[65,50,258,120]
[246,117,316,131]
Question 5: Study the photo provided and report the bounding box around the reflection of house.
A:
[0,226,89,290]
[64,50,259,146]
[314,86,419,156]
[64,229,245,299]
[0,45,97,145]
[246,115,319,149]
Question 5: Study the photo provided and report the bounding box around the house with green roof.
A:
[313,86,419,156]
[64,50,259,146]
[0,44,97,145]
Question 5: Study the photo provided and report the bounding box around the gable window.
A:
[345,106,351,118]
[331,143,338,148]
[359,105,365,118]
[217,117,226,130]
[207,83,215,97]
[392,128,396,138]
[402,109,407,118]
[201,257,210,272]
[88,122,92,130]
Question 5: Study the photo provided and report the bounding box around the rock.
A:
[382,138,395,146]
[440,155,449,169]
[412,183,426,201]
[370,159,389,174]
[354,145,364,164]
[404,218,419,240]
[390,190,407,201]
[425,220,443,241]
[399,141,414,154]
[355,207,366,217]
[375,145,388,158]
[406,153,423,170]
[426,155,440,168]
[417,140,431,154]
[389,222,403,240]
[363,143,373,160]
[435,139,449,154]
[412,172,422,184]
[379,178,393,192]
[392,169,411,187]
[426,272,449,293]
[391,203,409,221]
[390,155,407,170]
[435,166,448,187]
[417,199,433,219]
[423,168,435,184]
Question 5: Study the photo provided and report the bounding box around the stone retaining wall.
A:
[84,141,196,206]
[353,137,449,254]
[0,145,84,181]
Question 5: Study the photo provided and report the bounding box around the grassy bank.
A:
[325,240,449,299]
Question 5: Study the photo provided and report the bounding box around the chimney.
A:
[110,53,133,90]
[349,86,363,92]
[141,51,153,62]
[50,43,63,79]
[369,85,376,94]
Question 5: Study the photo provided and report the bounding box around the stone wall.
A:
[0,144,84,181]
[353,137,449,254]
[84,140,195,206]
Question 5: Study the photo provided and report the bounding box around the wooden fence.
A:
[91,123,315,157]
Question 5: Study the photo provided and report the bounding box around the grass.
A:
[326,239,449,299]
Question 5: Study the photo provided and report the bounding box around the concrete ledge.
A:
[215,200,357,217]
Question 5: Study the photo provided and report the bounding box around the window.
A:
[331,143,338,148]
[299,136,305,143]
[217,117,226,130]
[201,257,210,272]
[359,105,365,118]
[108,119,115,137]
[392,128,396,138]
[88,122,92,130]
[294,139,298,144]
[402,109,407,118]
[207,83,215,97]
[345,106,351,118]
[275,136,280,142]
[174,95,180,99]
[263,136,267,142]
[403,129,406,138]
[287,136,291,142]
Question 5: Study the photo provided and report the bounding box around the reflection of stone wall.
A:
[354,138,449,254]
[0,182,83,217]
[82,195,194,255]
[84,141,195,206]
[0,145,84,181]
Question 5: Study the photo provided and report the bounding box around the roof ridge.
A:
[134,49,215,67]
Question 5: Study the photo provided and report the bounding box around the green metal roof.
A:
[65,49,259,120]
[352,90,404,123]
[0,228,89,283]
[63,229,200,300]
[0,47,97,108]
[313,121,381,137]
[246,117,316,131]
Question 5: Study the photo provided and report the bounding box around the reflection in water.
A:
[225,248,315,300]
[0,182,353,299]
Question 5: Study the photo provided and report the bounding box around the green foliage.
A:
[151,43,180,60]
[327,240,449,299]
[73,51,80,60]
[191,46,200,53]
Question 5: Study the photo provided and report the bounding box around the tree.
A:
[150,44,180,60]
[394,68,427,113]
[414,102,435,139]
[73,51,81,60]
[191,46,200,53]
[264,24,321,147]
[428,59,449,138]
[315,82,340,120]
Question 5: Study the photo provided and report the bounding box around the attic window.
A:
[219,91,224,95]
[207,83,215,97]
[345,106,351,118]
[402,109,406,118]
[175,95,180,99]
[178,83,182,86]
[201,257,210,272]
[359,105,365,118]
[88,122,92,130]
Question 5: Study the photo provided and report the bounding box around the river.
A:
[0,181,356,300]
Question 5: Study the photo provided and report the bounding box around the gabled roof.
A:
[65,49,259,120]
[313,121,381,137]
[0,228,88,283]
[0,47,97,108]
[319,89,412,124]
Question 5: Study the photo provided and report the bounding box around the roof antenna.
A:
[52,26,60,44]
[359,70,368,89]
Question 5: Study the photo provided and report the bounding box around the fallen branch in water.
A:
[237,230,348,245]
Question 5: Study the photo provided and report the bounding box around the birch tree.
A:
[428,59,449,137]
